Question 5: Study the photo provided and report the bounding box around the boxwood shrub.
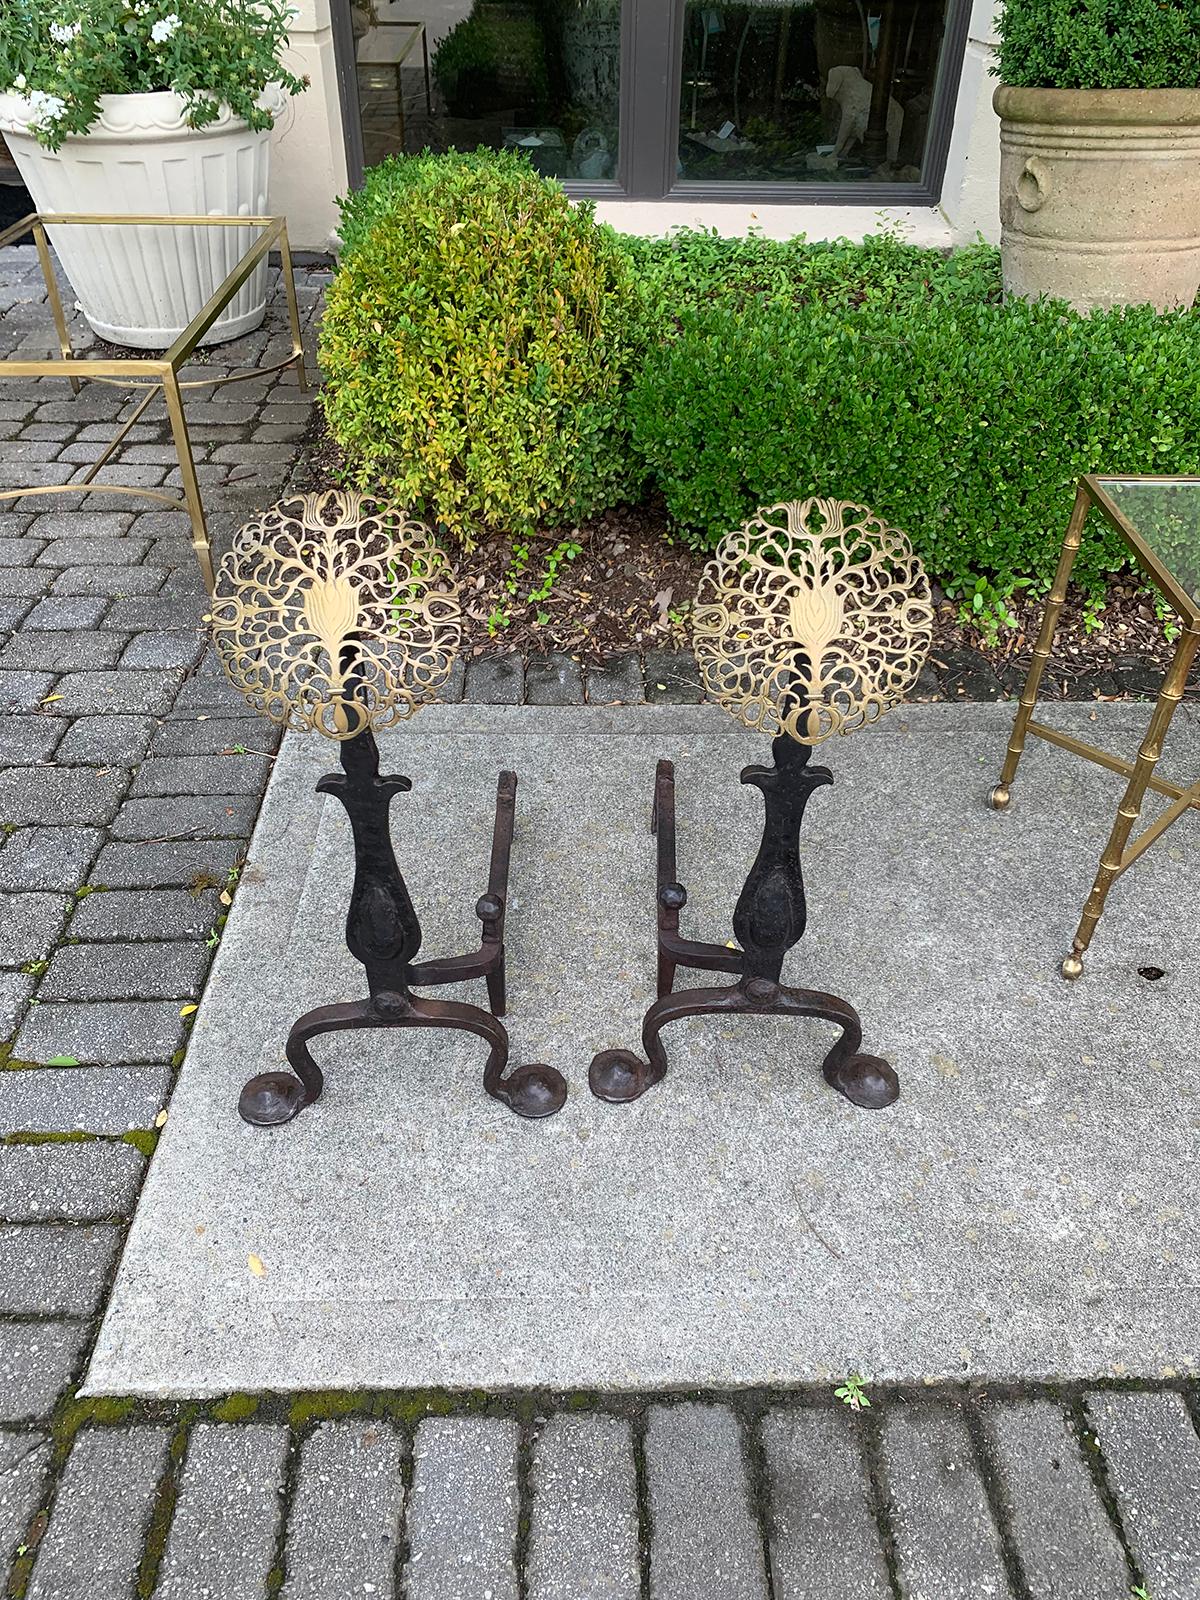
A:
[320,150,641,547]
[624,240,1200,613]
[995,0,1200,90]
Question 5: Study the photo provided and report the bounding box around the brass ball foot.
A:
[1060,952,1084,981]
[987,784,1012,812]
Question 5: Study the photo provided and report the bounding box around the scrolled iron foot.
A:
[822,1049,899,1110]
[491,1061,568,1120]
[589,975,899,1110]
[589,1048,659,1105]
[238,1070,315,1127]
[241,991,567,1125]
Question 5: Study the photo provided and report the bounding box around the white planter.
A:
[0,86,284,348]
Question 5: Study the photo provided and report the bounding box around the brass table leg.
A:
[1062,622,1200,979]
[989,483,1089,811]
[162,368,215,594]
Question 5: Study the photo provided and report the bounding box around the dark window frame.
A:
[334,0,972,207]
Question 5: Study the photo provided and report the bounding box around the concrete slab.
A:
[86,703,1200,1395]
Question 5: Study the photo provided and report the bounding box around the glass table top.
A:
[1095,476,1200,615]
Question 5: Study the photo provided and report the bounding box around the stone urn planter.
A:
[0,85,285,348]
[993,86,1200,312]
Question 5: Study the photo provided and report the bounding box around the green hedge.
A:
[320,150,640,547]
[623,239,1200,614]
[323,157,1200,619]
[995,0,1200,90]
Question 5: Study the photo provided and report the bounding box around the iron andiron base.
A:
[589,737,898,1111]
[239,726,567,1126]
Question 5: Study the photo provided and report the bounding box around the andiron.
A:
[211,489,567,1125]
[589,742,898,1110]
[239,723,567,1125]
[590,497,934,1113]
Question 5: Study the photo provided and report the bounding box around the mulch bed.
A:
[298,408,1183,698]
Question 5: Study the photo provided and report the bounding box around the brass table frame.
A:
[988,474,1200,979]
[0,211,308,593]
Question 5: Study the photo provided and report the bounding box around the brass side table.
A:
[989,475,1200,978]
[0,211,308,593]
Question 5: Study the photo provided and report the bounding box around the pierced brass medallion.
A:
[694,498,934,744]
[211,490,460,740]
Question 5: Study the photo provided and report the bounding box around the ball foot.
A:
[987,784,1012,812]
[238,1071,309,1127]
[589,1049,652,1104]
[1060,951,1084,981]
[500,1062,568,1120]
[826,1053,900,1110]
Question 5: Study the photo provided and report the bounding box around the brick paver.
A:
[527,1414,641,1600]
[26,1425,170,1600]
[155,1423,289,1600]
[283,1420,404,1600]
[762,1407,891,1600]
[645,1403,769,1600]
[405,1417,519,1600]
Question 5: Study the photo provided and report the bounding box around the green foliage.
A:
[431,6,548,118]
[995,0,1200,89]
[834,1374,871,1409]
[0,0,306,152]
[620,227,1000,325]
[320,150,642,548]
[623,234,1200,615]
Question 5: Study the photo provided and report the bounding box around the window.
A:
[341,0,622,180]
[334,0,970,203]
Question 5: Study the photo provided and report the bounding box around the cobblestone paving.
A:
[2,246,1199,1597]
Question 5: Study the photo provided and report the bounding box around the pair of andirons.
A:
[212,491,933,1126]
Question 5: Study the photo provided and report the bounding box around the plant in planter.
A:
[0,0,306,347]
[993,0,1200,311]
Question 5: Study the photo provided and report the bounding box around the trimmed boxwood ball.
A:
[320,149,643,549]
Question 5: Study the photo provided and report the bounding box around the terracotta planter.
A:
[993,85,1200,312]
[0,87,284,348]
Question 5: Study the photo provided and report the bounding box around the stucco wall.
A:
[938,0,1002,243]
[269,0,349,253]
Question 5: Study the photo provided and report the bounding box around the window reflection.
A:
[350,0,620,179]
[678,0,948,184]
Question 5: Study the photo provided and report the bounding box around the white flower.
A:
[14,74,27,91]
[28,88,68,127]
[150,12,181,42]
[49,20,81,43]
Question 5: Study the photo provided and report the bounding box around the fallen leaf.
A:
[247,1253,266,1277]
[45,1055,79,1066]
[155,1109,168,1127]
[180,1003,198,1017]
[219,889,232,906]
[40,694,63,704]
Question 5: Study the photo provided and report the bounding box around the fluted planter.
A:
[994,85,1200,312]
[0,86,285,348]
